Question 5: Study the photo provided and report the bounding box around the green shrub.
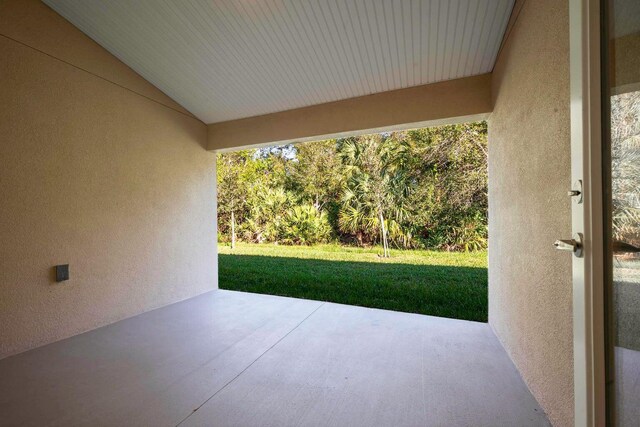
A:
[426,212,487,252]
[241,187,293,243]
[280,204,332,245]
[449,217,488,252]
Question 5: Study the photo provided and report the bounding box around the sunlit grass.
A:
[219,243,487,266]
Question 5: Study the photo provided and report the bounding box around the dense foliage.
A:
[217,122,488,252]
[611,92,640,249]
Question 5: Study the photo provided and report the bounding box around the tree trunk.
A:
[230,211,236,249]
[384,227,389,257]
[379,211,389,257]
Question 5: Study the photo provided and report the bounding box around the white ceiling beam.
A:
[208,73,492,151]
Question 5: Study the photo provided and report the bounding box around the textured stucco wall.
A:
[488,0,574,426]
[0,0,194,118]
[0,0,217,359]
[611,31,640,93]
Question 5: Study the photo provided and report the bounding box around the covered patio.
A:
[3,0,629,424]
[0,291,546,426]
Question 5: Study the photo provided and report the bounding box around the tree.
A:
[337,134,410,257]
[403,122,488,251]
[215,122,489,252]
[255,144,295,190]
[216,152,251,248]
[289,140,344,211]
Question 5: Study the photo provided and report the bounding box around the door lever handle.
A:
[554,233,583,257]
[554,239,576,250]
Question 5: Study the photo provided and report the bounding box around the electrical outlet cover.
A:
[55,264,69,282]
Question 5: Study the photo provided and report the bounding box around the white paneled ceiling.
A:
[44,0,514,123]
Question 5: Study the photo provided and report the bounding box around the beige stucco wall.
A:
[488,0,574,426]
[0,0,194,118]
[208,74,492,151]
[611,31,640,94]
[0,0,217,359]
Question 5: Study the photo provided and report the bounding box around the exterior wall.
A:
[0,0,217,359]
[488,0,574,426]
[610,31,640,93]
[0,0,194,117]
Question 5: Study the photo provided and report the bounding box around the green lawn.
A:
[218,243,488,322]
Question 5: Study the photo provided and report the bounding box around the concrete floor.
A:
[615,347,640,426]
[0,290,549,426]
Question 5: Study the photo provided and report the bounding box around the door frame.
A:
[569,0,606,425]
